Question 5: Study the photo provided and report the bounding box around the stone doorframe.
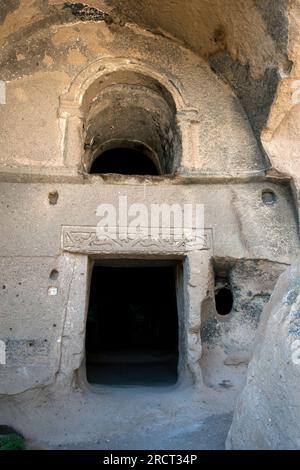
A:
[59,226,213,387]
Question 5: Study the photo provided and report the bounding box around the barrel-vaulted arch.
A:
[58,54,268,177]
[59,57,188,112]
[58,57,199,175]
[0,1,290,177]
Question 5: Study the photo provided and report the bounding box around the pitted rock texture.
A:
[63,2,112,23]
[227,257,300,449]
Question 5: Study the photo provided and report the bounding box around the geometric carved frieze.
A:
[61,226,213,255]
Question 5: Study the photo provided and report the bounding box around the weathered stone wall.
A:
[0,3,299,448]
[0,10,264,176]
[111,0,290,149]
[200,259,288,392]
[0,179,298,394]
[259,1,300,236]
[227,258,300,449]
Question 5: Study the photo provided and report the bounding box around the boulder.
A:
[226,258,300,449]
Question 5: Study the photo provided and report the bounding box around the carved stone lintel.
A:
[61,226,213,255]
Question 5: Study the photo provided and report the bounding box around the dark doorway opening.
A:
[90,148,160,175]
[86,263,179,386]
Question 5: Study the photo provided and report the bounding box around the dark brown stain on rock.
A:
[210,51,279,148]
[255,0,288,55]
[63,2,113,23]
[0,0,20,25]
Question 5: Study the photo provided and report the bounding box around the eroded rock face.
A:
[0,2,299,447]
[227,257,300,449]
